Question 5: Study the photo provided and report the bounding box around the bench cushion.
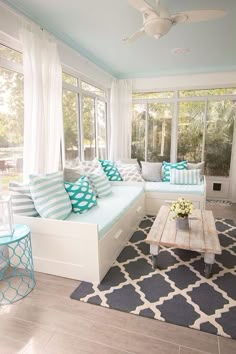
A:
[66,185,144,239]
[145,181,205,195]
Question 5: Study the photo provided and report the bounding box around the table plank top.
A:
[146,206,221,255]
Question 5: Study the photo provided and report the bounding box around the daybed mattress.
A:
[66,185,144,239]
[145,182,205,195]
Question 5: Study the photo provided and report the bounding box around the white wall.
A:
[132,72,236,91]
[0,2,113,89]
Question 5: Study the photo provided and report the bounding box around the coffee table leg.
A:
[204,253,215,278]
[150,244,159,269]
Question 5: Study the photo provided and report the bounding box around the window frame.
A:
[62,68,109,163]
[132,88,236,177]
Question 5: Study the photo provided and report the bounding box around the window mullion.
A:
[145,103,148,161]
[201,99,208,163]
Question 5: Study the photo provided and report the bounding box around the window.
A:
[147,103,172,162]
[62,90,79,162]
[132,103,146,160]
[205,100,236,176]
[131,100,173,162]
[177,102,205,162]
[132,88,236,177]
[62,72,108,164]
[82,96,96,160]
[0,44,23,191]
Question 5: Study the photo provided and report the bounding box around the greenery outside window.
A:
[0,44,23,191]
[132,89,236,177]
[62,72,108,164]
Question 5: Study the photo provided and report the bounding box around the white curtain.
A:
[230,117,236,202]
[109,79,132,161]
[19,26,63,179]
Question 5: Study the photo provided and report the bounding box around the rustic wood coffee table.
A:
[145,206,222,278]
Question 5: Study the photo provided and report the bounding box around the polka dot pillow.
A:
[64,176,97,214]
[99,159,122,181]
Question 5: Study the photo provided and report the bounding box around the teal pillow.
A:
[162,161,187,182]
[65,176,97,214]
[99,159,122,181]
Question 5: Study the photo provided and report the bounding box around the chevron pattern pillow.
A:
[170,169,201,185]
[99,160,122,181]
[162,161,187,182]
[65,176,97,213]
[116,163,144,182]
[30,171,72,220]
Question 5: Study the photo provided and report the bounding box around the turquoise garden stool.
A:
[0,224,35,305]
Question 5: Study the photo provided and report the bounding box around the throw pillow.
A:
[30,171,72,220]
[99,159,122,181]
[139,161,162,182]
[64,176,97,213]
[188,161,205,175]
[78,158,102,175]
[162,161,187,182]
[64,167,81,183]
[9,181,38,217]
[116,162,144,182]
[170,169,202,185]
[89,171,112,198]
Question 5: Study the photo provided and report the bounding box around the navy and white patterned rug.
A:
[71,217,236,339]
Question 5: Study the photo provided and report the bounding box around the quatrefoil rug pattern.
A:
[71,217,236,339]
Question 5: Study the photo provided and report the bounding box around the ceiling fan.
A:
[123,0,226,43]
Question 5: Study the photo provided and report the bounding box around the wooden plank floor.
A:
[0,204,236,354]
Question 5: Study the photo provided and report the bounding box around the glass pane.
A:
[62,72,77,86]
[133,91,174,99]
[147,103,173,162]
[82,96,96,160]
[81,81,105,97]
[177,101,205,162]
[62,90,79,164]
[205,100,236,176]
[179,88,236,97]
[0,67,24,191]
[97,100,107,159]
[131,103,146,160]
[0,44,22,64]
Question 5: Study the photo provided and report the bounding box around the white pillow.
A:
[187,161,205,175]
[78,158,102,175]
[116,162,144,182]
[140,161,162,182]
[30,171,72,219]
[89,170,112,198]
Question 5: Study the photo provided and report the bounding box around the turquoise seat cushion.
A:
[65,176,97,214]
[66,185,144,239]
[99,159,122,181]
[162,161,187,182]
[145,181,205,195]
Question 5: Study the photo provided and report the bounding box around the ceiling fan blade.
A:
[172,9,226,24]
[128,0,153,13]
[123,28,145,43]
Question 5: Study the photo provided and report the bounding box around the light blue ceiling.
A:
[3,0,236,78]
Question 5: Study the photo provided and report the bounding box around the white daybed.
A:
[145,178,206,214]
[13,179,206,284]
[14,186,145,284]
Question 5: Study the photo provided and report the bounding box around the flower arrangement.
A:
[170,198,193,219]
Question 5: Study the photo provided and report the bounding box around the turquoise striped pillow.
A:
[89,171,112,198]
[170,169,201,185]
[30,171,72,220]
[64,176,97,213]
[162,161,187,182]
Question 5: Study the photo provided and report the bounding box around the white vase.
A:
[176,216,189,230]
